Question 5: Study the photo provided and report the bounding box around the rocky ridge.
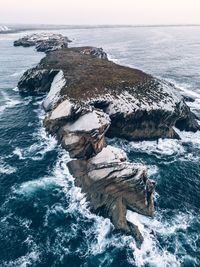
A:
[15,33,199,246]
[14,33,72,53]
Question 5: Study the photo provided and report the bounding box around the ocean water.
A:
[0,26,200,267]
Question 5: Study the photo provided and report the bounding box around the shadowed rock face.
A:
[15,34,199,245]
[18,69,59,95]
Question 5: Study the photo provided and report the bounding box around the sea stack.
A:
[15,33,199,246]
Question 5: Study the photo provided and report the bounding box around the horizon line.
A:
[1,23,200,28]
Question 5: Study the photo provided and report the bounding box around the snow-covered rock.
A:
[80,47,108,59]
[44,101,110,159]
[43,70,66,111]
[14,33,71,53]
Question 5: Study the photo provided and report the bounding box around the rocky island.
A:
[15,33,199,247]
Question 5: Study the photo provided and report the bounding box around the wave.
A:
[0,160,16,175]
[9,148,194,267]
[10,70,25,77]
[126,210,198,267]
[13,102,57,161]
[0,98,21,114]
[126,127,200,163]
[131,138,185,158]
[0,91,22,114]
[5,104,199,266]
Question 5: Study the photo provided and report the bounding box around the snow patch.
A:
[63,110,110,132]
[89,83,181,116]
[43,70,66,111]
[50,99,73,120]
[91,145,127,165]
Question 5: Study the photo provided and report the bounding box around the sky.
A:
[1,0,200,25]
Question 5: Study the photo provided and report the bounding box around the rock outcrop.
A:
[15,33,199,246]
[44,99,111,159]
[18,45,199,139]
[14,33,71,53]
[68,145,155,246]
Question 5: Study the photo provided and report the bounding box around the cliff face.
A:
[15,34,199,246]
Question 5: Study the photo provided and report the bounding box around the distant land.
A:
[1,23,200,34]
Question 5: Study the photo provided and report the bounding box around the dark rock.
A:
[18,69,59,95]
[182,95,196,103]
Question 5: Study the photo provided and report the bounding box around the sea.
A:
[0,26,200,267]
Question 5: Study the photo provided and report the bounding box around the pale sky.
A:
[1,0,200,25]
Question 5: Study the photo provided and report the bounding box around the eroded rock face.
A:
[68,146,155,247]
[14,33,71,53]
[44,99,110,159]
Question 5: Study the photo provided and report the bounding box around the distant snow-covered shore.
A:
[0,25,11,32]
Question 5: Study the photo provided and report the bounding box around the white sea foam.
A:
[13,132,57,161]
[107,53,120,64]
[126,210,195,267]
[128,126,200,162]
[10,70,25,77]
[175,128,200,148]
[166,79,200,100]
[131,138,185,158]
[147,164,159,177]
[13,105,57,160]
[0,160,16,174]
[13,147,26,160]
[0,91,21,113]
[12,86,19,92]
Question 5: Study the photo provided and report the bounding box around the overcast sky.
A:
[1,0,200,25]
